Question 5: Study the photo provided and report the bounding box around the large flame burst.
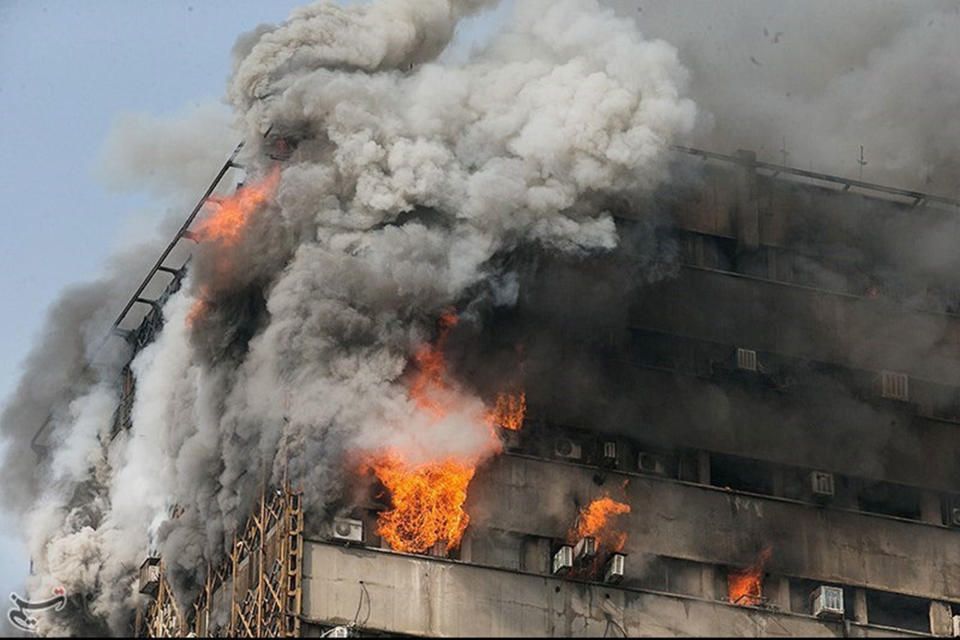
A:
[370,310,524,553]
[727,546,773,605]
[486,390,526,431]
[185,166,281,329]
[569,496,632,552]
[372,455,475,553]
[194,165,281,245]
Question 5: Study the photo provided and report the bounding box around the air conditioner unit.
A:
[736,348,758,372]
[879,370,909,401]
[810,585,844,619]
[604,553,626,584]
[602,441,618,464]
[637,452,667,476]
[573,537,596,563]
[810,471,835,498]
[552,546,574,575]
[501,428,522,451]
[138,557,161,597]
[952,614,960,638]
[331,517,363,543]
[949,506,960,528]
[555,438,582,461]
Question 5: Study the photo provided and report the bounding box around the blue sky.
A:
[0,0,509,617]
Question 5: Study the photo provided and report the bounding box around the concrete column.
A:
[929,601,953,637]
[458,529,473,563]
[735,149,760,251]
[921,491,943,525]
[697,451,711,485]
[771,468,785,498]
[852,588,868,624]
[772,577,791,612]
[700,565,716,600]
[766,246,778,281]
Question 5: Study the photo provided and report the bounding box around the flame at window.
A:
[728,546,773,606]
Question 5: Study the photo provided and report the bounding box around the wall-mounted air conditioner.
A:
[879,370,909,401]
[637,452,667,476]
[573,537,596,564]
[604,553,626,585]
[602,441,618,465]
[810,471,835,498]
[949,506,960,528]
[810,585,844,619]
[736,348,758,372]
[555,438,582,461]
[552,546,574,575]
[331,517,363,543]
[138,557,161,597]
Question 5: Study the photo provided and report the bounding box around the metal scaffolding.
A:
[139,485,303,638]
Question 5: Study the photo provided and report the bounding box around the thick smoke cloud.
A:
[2,0,696,634]
[607,0,960,195]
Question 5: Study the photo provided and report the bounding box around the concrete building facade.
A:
[137,148,960,637]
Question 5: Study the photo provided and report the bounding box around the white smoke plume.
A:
[2,0,696,634]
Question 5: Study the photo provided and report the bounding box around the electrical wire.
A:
[350,580,365,627]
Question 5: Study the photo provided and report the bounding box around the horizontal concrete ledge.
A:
[504,451,955,534]
[301,541,931,637]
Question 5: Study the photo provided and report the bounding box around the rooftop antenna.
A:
[858,144,868,180]
[779,136,790,166]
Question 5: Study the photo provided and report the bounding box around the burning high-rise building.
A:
[3,0,960,637]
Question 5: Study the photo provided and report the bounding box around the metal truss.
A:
[139,485,303,638]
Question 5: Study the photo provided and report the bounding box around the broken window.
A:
[865,590,930,633]
[709,453,774,495]
[857,481,923,520]
[467,528,522,570]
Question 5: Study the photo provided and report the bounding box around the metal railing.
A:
[670,144,960,210]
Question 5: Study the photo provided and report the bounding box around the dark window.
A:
[857,481,923,520]
[866,590,930,633]
[710,453,774,495]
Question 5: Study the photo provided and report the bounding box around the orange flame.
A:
[368,310,527,554]
[185,298,209,330]
[371,311,479,553]
[408,310,458,418]
[371,455,475,553]
[727,546,773,606]
[366,310,536,554]
[568,496,631,552]
[485,391,526,431]
[193,166,280,246]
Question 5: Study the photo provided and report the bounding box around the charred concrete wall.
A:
[300,541,932,637]
[466,455,960,603]
[394,157,960,637]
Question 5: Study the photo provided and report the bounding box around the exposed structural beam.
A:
[30,143,246,462]
[669,145,960,211]
[105,141,245,343]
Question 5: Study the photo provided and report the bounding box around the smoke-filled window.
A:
[865,590,930,633]
[708,453,775,496]
[856,481,923,521]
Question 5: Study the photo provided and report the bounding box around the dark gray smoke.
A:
[3,0,696,634]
